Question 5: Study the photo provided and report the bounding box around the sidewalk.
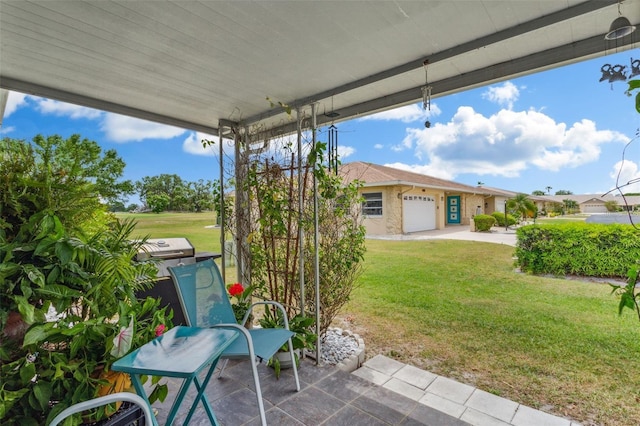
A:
[354,355,582,426]
[367,226,518,247]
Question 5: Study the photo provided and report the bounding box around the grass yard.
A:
[120,213,640,425]
[118,212,221,253]
[339,239,640,426]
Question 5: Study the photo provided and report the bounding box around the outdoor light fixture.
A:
[605,16,636,40]
[605,1,636,40]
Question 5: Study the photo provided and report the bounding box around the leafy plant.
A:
[0,136,172,425]
[610,265,640,322]
[507,193,537,221]
[240,133,365,335]
[258,311,317,378]
[473,214,496,231]
[515,223,640,277]
[626,78,640,114]
[226,282,255,325]
[491,211,517,227]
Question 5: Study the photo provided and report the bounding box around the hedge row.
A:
[492,211,517,227]
[515,223,640,279]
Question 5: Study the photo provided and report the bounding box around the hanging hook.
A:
[422,59,432,111]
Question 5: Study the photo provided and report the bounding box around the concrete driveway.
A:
[367,226,518,247]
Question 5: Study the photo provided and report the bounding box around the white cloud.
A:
[34,97,103,119]
[401,106,627,179]
[183,131,218,156]
[101,113,187,142]
[358,103,441,123]
[609,160,640,194]
[384,161,456,180]
[374,144,384,149]
[482,81,520,110]
[4,92,28,117]
[337,145,355,159]
[0,125,16,135]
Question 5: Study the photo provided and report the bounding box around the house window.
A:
[362,192,383,216]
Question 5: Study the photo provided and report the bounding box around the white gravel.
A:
[319,328,360,365]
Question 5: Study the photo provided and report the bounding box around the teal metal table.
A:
[112,326,238,426]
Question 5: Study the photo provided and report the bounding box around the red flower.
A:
[228,283,244,297]
[155,324,166,337]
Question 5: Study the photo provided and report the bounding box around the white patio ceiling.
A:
[1,0,638,136]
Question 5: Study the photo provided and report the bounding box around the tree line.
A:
[2,135,217,215]
[118,174,217,214]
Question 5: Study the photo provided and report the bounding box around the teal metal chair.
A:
[49,392,154,426]
[167,259,300,426]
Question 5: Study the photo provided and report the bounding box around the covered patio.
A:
[1,1,638,425]
[151,356,577,426]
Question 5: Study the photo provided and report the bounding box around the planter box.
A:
[273,349,300,369]
[86,402,147,426]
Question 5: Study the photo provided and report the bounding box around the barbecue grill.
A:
[135,238,219,325]
[136,238,196,276]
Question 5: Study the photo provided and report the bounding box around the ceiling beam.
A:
[0,77,220,136]
[262,31,637,137]
[241,0,618,126]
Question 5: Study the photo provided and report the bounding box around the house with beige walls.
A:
[340,162,512,236]
[542,194,640,213]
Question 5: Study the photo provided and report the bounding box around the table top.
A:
[112,326,238,378]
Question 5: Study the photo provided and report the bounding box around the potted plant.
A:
[226,282,255,327]
[258,311,317,378]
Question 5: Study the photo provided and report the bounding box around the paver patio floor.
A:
[149,355,579,425]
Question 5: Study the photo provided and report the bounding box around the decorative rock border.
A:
[329,327,365,373]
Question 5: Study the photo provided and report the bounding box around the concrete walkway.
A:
[367,226,518,247]
[354,355,582,426]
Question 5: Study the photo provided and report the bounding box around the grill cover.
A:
[136,238,195,261]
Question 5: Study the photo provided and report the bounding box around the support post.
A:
[297,108,305,318]
[311,103,321,365]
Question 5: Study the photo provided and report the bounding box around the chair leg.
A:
[249,355,268,426]
[217,358,229,378]
[288,337,301,392]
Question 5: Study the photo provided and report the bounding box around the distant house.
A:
[543,194,640,213]
[339,162,517,235]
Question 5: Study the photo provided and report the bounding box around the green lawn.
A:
[342,239,640,425]
[118,212,221,253]
[120,213,640,425]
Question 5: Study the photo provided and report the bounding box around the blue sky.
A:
[2,49,640,204]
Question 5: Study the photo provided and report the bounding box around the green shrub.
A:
[515,223,640,278]
[492,211,517,227]
[474,214,496,232]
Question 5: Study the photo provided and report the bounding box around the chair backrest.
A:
[168,259,237,327]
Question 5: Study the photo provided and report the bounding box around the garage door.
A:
[583,204,606,213]
[403,195,436,233]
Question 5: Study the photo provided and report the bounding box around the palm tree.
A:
[545,186,552,195]
[507,193,537,222]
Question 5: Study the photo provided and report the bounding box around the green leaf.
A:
[618,292,635,315]
[15,296,36,324]
[55,241,74,265]
[33,381,52,411]
[19,363,36,385]
[23,323,56,346]
[110,317,134,358]
[0,387,30,419]
[23,265,45,288]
